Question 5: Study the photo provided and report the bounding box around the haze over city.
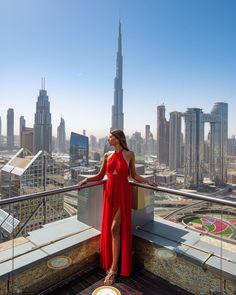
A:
[0,0,235,138]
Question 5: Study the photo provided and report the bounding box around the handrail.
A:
[0,179,106,206]
[0,178,236,208]
[132,181,236,208]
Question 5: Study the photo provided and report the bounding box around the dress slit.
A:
[112,206,121,226]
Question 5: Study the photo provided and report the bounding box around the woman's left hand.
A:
[146,179,159,186]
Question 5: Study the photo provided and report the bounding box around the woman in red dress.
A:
[78,129,158,285]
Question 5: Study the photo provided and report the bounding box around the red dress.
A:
[100,149,133,276]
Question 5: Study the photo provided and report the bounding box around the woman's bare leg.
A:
[111,207,121,270]
[104,207,121,285]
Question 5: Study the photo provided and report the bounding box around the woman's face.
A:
[108,133,119,147]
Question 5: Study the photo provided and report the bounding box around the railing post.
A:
[131,183,155,231]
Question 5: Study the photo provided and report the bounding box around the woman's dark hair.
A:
[110,129,130,151]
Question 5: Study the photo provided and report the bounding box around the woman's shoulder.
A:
[104,151,114,159]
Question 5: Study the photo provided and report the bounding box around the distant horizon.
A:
[1,0,235,138]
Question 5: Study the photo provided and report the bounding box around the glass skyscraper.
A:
[169,111,182,171]
[111,21,124,131]
[57,117,66,153]
[184,102,228,188]
[70,132,89,167]
[33,80,52,155]
[209,102,228,185]
[157,104,169,166]
[7,108,14,150]
[184,108,205,188]
[1,148,65,235]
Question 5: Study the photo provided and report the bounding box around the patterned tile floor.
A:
[39,265,193,295]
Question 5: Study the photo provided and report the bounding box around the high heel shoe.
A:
[104,268,118,285]
[106,268,110,274]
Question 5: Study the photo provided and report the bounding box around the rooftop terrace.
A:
[0,180,235,295]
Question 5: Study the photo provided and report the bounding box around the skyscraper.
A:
[169,111,182,171]
[90,135,97,151]
[1,148,65,234]
[157,104,169,166]
[228,135,236,156]
[184,102,228,188]
[70,132,89,167]
[111,21,124,131]
[7,108,14,150]
[129,131,143,156]
[19,116,26,136]
[33,79,52,154]
[208,102,228,185]
[184,108,204,188]
[21,127,33,153]
[145,125,155,155]
[145,125,151,142]
[19,116,26,147]
[57,117,66,153]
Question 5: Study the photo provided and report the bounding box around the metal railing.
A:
[1,179,235,208]
[0,179,236,295]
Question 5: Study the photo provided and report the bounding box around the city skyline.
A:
[0,0,235,138]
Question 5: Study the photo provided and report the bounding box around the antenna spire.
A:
[41,77,46,90]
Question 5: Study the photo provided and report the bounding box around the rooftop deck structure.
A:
[0,180,235,295]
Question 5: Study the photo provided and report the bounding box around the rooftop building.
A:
[0,148,66,236]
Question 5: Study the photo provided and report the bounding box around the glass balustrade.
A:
[0,181,235,295]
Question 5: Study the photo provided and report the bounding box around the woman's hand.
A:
[146,179,159,187]
[78,178,88,186]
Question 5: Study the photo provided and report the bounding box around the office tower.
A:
[228,135,236,156]
[111,21,124,131]
[57,117,66,153]
[145,125,155,155]
[183,102,228,188]
[208,102,228,185]
[19,116,26,135]
[90,135,97,151]
[129,131,144,156]
[7,108,14,149]
[21,127,33,153]
[1,148,64,235]
[183,108,204,188]
[157,104,169,166]
[169,111,182,171]
[145,125,151,142]
[98,137,107,151]
[70,132,89,167]
[33,79,52,154]
[19,116,26,147]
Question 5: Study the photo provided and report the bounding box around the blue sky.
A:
[0,0,235,139]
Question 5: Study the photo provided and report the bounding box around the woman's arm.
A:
[78,152,109,185]
[129,151,158,186]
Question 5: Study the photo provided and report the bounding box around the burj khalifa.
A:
[111,21,124,131]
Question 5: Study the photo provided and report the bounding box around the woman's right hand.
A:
[78,178,88,186]
[146,179,159,187]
